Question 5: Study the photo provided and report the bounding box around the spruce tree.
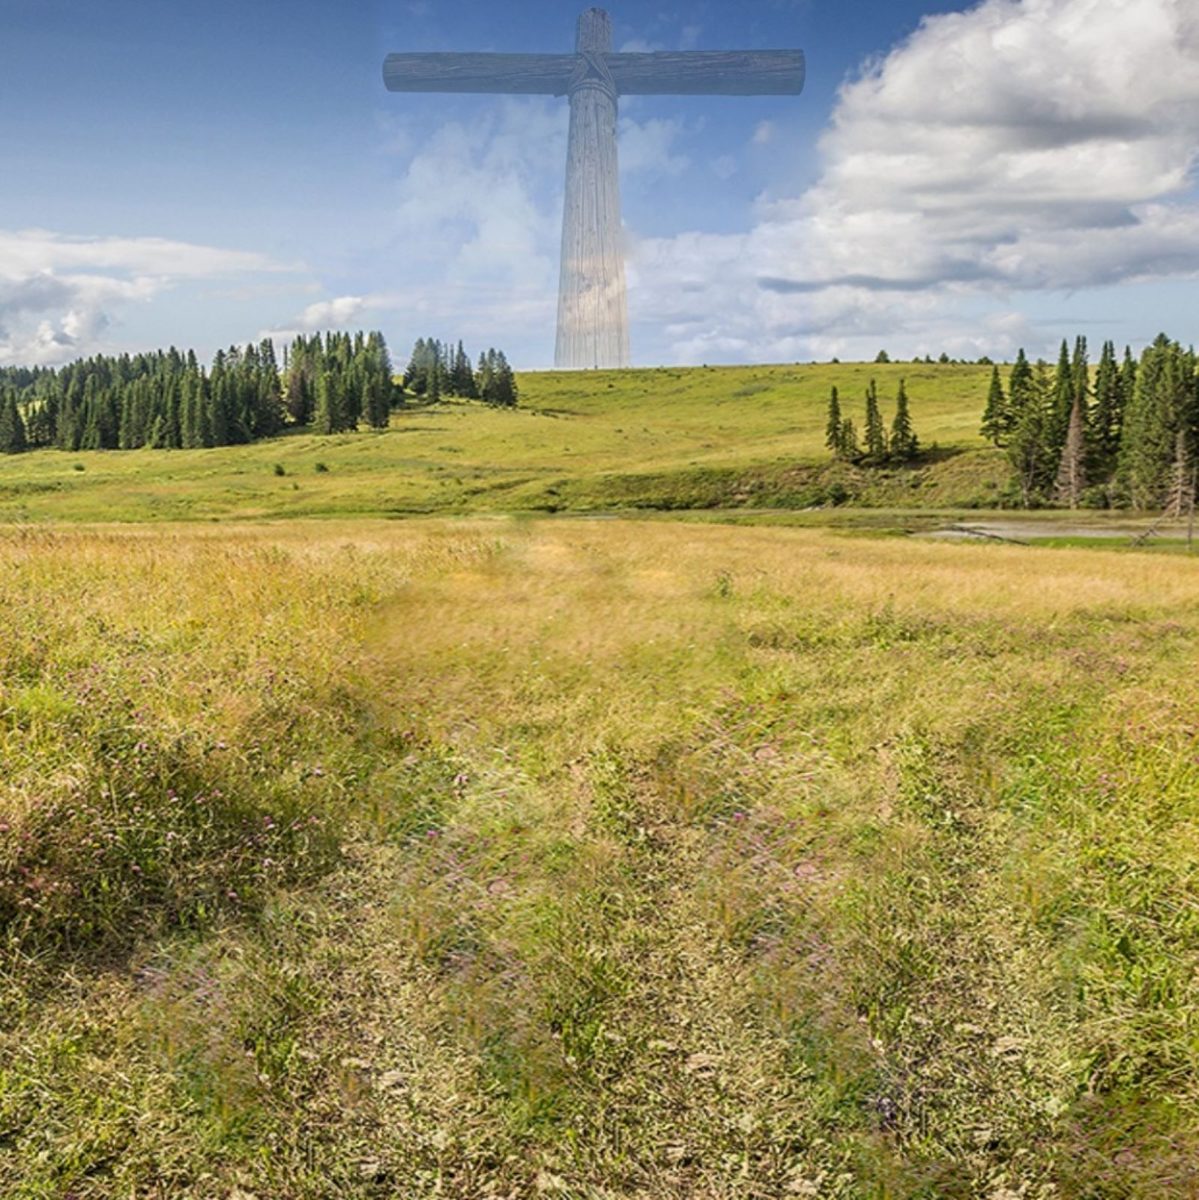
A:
[1049,338,1075,456]
[1007,361,1055,506]
[1090,340,1121,471]
[314,370,344,435]
[825,386,843,456]
[487,352,518,407]
[889,379,918,462]
[1071,336,1090,409]
[0,391,28,454]
[863,379,887,462]
[838,418,860,460]
[980,365,1008,445]
[1008,349,1034,421]
[1119,335,1192,510]
[1054,395,1088,508]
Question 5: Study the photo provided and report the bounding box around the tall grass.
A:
[2,518,1197,1196]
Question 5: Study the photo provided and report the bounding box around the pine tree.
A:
[838,418,860,460]
[889,379,918,462]
[1008,349,1034,421]
[1072,336,1090,408]
[1007,361,1055,506]
[428,354,442,403]
[0,391,28,454]
[825,386,843,456]
[486,351,517,407]
[1054,395,1087,508]
[1119,334,1192,510]
[1090,340,1121,471]
[980,364,1008,445]
[314,370,345,435]
[1049,338,1075,456]
[863,379,887,462]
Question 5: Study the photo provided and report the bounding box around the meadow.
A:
[0,363,1008,523]
[3,515,1198,1198]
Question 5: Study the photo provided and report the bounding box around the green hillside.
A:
[0,362,1003,522]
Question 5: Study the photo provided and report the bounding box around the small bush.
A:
[314,462,329,474]
[273,463,286,477]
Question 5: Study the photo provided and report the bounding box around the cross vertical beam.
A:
[555,9,629,370]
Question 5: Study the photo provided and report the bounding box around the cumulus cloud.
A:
[261,293,402,343]
[633,0,1199,361]
[297,295,369,330]
[0,229,288,366]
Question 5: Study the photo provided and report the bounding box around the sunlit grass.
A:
[0,362,1000,522]
[2,518,1198,1196]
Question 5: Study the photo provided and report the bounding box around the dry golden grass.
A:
[3,518,1198,1197]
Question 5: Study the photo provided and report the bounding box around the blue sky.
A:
[2,0,1197,368]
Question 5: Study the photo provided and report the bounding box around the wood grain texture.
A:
[383,50,805,98]
[382,53,576,95]
[555,7,628,369]
[609,50,805,96]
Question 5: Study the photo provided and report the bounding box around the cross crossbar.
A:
[382,50,806,97]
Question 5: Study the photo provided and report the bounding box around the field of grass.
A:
[0,363,1011,523]
[4,516,1199,1197]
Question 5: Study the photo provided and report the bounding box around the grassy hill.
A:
[0,362,1007,522]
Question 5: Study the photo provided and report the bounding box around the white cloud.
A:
[261,292,402,343]
[0,229,289,365]
[297,295,368,330]
[618,116,690,177]
[633,0,1199,362]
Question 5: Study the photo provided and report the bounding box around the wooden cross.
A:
[384,9,805,370]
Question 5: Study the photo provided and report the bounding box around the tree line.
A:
[0,332,518,454]
[980,334,1199,509]
[825,378,920,464]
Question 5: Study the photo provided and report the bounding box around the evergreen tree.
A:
[1119,334,1194,510]
[0,391,28,454]
[980,364,1008,445]
[493,352,517,407]
[825,386,843,456]
[1054,395,1088,508]
[1049,338,1075,456]
[314,370,345,435]
[838,418,860,460]
[1090,340,1121,471]
[1008,349,1035,421]
[1007,361,1055,506]
[863,379,887,462]
[889,379,918,462]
